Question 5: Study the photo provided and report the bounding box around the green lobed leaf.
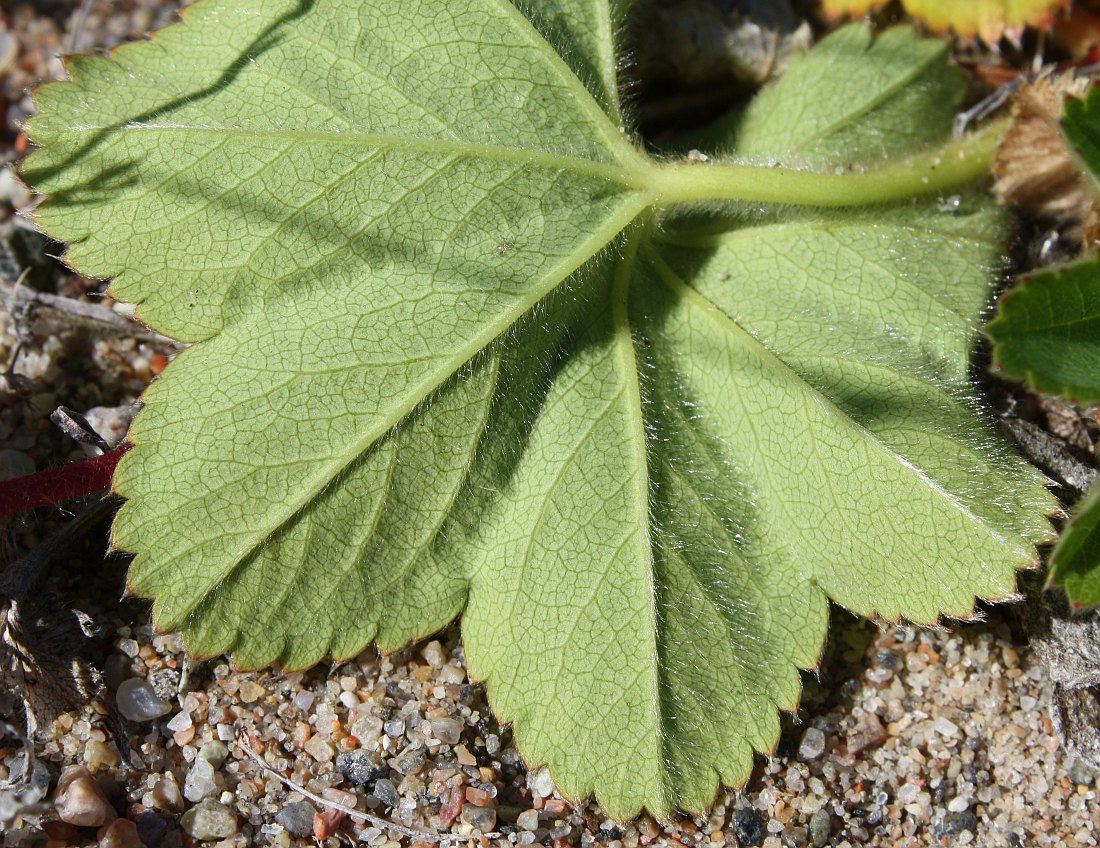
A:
[1049,485,1100,607]
[22,2,1054,818]
[1064,85,1100,201]
[989,84,1100,608]
[988,257,1100,401]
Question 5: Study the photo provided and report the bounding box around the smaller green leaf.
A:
[1050,486,1100,607]
[990,83,1100,608]
[1063,85,1100,197]
[988,257,1100,401]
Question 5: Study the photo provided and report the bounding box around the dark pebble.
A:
[782,826,807,848]
[275,801,315,838]
[872,649,903,671]
[135,810,169,845]
[336,750,389,788]
[732,807,766,847]
[372,777,400,808]
[937,810,978,837]
[809,809,831,847]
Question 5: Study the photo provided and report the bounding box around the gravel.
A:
[115,677,172,722]
[180,799,238,840]
[336,748,389,787]
[3,3,1100,848]
[275,800,316,838]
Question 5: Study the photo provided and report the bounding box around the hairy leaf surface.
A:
[23,1,1054,818]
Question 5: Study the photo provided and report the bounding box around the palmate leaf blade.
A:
[22,0,648,655]
[20,0,1056,821]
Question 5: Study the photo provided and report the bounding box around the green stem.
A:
[648,119,1008,208]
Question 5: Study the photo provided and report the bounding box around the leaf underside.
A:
[23,1,1054,818]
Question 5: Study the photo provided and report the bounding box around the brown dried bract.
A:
[993,75,1100,245]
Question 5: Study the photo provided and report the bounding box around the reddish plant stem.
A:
[0,445,130,520]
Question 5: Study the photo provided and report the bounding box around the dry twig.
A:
[1,273,177,344]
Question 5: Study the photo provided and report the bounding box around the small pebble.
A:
[116,678,171,722]
[275,801,315,838]
[148,668,180,702]
[238,680,265,703]
[1069,759,1096,786]
[431,717,464,745]
[783,826,808,848]
[97,818,142,848]
[293,690,315,711]
[798,727,826,760]
[847,714,886,755]
[54,766,116,827]
[81,405,135,449]
[395,747,426,775]
[198,741,229,769]
[383,718,406,738]
[732,807,766,847]
[180,800,238,841]
[460,803,497,832]
[808,810,831,847]
[466,786,495,807]
[336,749,389,787]
[517,809,540,831]
[372,778,399,807]
[938,809,978,836]
[528,767,554,798]
[933,717,960,739]
[184,758,218,802]
[151,774,184,813]
[83,740,119,771]
[304,735,335,763]
[421,640,446,669]
[136,810,169,845]
[166,712,193,733]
